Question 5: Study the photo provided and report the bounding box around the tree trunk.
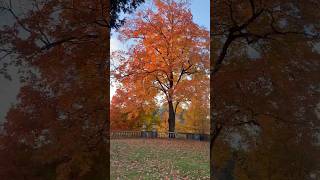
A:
[168,100,175,138]
[167,71,175,138]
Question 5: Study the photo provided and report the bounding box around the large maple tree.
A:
[113,0,210,137]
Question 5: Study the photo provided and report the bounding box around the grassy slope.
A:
[111,139,209,180]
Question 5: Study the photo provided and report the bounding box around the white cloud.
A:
[110,84,116,101]
[110,35,124,100]
[110,35,124,53]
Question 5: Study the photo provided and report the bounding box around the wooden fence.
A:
[111,130,210,141]
[111,131,141,138]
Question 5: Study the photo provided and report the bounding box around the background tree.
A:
[110,0,145,29]
[113,0,209,137]
[110,86,157,131]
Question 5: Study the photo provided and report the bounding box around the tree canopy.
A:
[211,0,320,178]
[0,0,109,179]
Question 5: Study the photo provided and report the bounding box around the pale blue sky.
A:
[189,0,210,29]
[110,0,210,98]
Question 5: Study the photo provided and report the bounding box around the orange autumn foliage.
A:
[0,0,109,179]
[112,0,209,134]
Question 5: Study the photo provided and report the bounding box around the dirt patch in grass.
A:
[110,139,210,180]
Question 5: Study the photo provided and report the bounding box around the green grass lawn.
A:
[110,139,210,180]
